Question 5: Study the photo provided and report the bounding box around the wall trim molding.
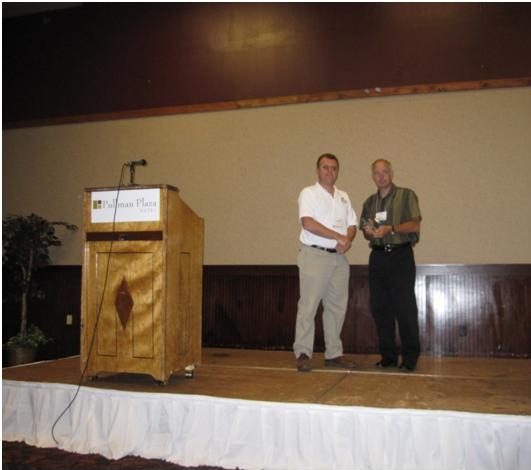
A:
[4,77,530,130]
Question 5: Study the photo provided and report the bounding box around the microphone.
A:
[126,159,147,166]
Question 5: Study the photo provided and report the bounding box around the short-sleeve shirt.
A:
[298,183,357,249]
[361,184,421,247]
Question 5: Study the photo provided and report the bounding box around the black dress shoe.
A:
[399,362,416,372]
[375,358,398,368]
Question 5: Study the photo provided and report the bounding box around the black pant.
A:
[368,245,420,366]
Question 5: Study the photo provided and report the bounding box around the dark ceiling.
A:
[3,3,531,127]
[2,2,82,18]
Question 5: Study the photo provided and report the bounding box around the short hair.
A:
[317,153,339,168]
[371,159,392,171]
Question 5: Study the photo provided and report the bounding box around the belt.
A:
[310,245,337,253]
[372,242,411,253]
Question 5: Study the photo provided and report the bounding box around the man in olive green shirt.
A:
[361,159,421,372]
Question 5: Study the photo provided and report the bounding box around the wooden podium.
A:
[80,184,203,383]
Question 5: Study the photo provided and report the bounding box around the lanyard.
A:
[372,190,394,222]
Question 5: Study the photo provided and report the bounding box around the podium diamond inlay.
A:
[115,277,134,329]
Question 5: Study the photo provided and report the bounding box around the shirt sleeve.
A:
[406,190,422,221]
[298,187,316,219]
[344,193,358,228]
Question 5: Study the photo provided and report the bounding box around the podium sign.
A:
[91,188,161,223]
[81,185,203,383]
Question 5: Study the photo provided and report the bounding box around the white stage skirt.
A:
[3,379,531,470]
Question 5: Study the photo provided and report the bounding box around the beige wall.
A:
[3,87,531,265]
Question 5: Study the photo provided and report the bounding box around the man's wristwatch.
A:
[391,225,396,235]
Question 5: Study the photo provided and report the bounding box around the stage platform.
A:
[3,348,531,469]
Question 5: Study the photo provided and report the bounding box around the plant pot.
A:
[6,346,37,366]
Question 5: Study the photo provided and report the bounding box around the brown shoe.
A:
[296,353,312,372]
[324,355,355,369]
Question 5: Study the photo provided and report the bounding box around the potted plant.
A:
[2,213,77,365]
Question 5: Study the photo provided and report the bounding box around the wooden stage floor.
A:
[3,348,531,416]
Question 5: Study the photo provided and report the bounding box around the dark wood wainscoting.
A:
[2,265,82,365]
[203,265,531,358]
[4,264,530,363]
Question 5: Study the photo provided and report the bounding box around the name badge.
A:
[333,218,345,230]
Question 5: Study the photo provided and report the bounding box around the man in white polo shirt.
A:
[293,153,357,372]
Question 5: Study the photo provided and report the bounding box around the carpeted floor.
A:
[2,441,238,470]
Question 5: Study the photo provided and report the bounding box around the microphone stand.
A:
[128,164,138,186]
[126,160,147,186]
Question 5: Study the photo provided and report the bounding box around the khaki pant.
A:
[293,245,350,360]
